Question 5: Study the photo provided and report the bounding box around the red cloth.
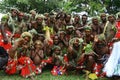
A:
[115,21,120,38]
[0,42,12,51]
[5,59,17,75]
[18,56,36,77]
[35,66,42,75]
[51,66,66,76]
[0,31,12,51]
[93,63,103,77]
[13,33,21,38]
[42,57,53,64]
[64,54,68,63]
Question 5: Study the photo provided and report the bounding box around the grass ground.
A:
[0,70,109,80]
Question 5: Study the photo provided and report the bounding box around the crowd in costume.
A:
[0,8,120,79]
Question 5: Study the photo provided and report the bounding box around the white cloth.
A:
[103,41,120,77]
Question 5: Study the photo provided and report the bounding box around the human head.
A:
[100,13,107,22]
[69,37,83,47]
[18,12,24,20]
[108,14,116,23]
[74,15,80,23]
[58,30,66,39]
[82,14,88,23]
[52,46,61,55]
[20,32,32,45]
[30,10,36,16]
[53,35,59,45]
[66,25,74,34]
[35,14,44,24]
[10,8,19,17]
[84,26,92,35]
[34,40,43,49]
[92,17,99,25]
[65,14,71,22]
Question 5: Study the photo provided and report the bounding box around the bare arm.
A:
[0,24,8,44]
[9,38,24,58]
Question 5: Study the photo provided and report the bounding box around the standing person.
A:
[115,12,120,38]
[0,8,18,50]
[65,14,72,26]
[29,10,37,22]
[17,12,27,33]
[103,35,120,79]
[7,8,19,34]
[72,15,83,37]
[103,13,120,79]
[104,15,116,43]
[90,17,101,36]
[1,8,18,34]
[55,12,66,32]
[34,14,44,34]
[0,24,8,44]
[81,14,88,28]
[73,15,82,31]
[13,12,26,39]
[0,8,20,47]
[100,13,107,33]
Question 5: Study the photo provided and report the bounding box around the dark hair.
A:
[82,14,88,17]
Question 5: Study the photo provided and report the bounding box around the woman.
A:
[6,32,36,79]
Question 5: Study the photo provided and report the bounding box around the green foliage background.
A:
[0,0,120,16]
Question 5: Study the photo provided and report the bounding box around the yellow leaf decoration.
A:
[83,70,90,74]
[88,73,98,80]
[43,26,53,34]
[43,26,49,31]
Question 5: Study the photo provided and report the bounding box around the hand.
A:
[17,38,24,45]
[94,35,98,42]
[68,46,73,53]
[22,45,29,49]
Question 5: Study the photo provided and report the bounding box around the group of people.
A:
[0,8,120,79]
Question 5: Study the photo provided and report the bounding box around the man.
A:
[90,17,101,36]
[83,26,94,44]
[100,13,107,33]
[81,14,88,27]
[34,14,44,34]
[65,37,83,73]
[1,8,19,42]
[73,15,82,31]
[65,25,75,41]
[0,24,8,44]
[104,15,116,43]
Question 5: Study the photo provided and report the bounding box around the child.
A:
[31,40,44,74]
[51,46,65,75]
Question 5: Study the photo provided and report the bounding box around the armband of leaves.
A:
[83,42,93,54]
[112,25,116,32]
